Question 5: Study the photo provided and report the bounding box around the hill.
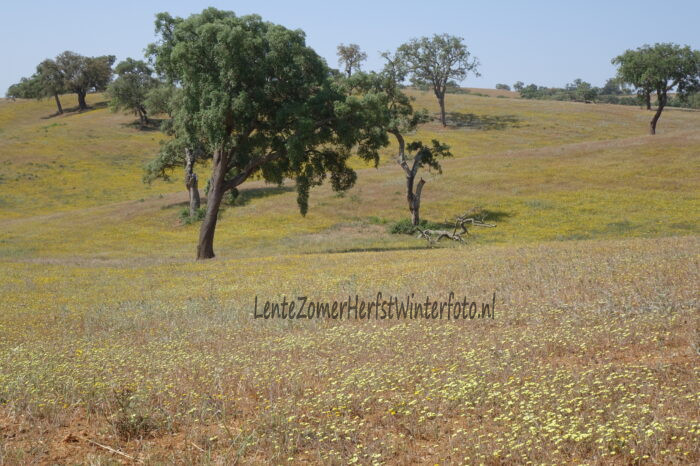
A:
[0,90,698,463]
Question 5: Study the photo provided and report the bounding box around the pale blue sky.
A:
[2,0,699,94]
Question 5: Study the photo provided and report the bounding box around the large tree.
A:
[613,43,700,134]
[108,58,158,126]
[396,34,479,126]
[148,8,388,259]
[351,55,452,225]
[337,43,367,77]
[56,51,115,110]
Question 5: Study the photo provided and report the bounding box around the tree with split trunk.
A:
[613,43,700,135]
[337,43,367,77]
[56,51,115,110]
[148,8,389,259]
[108,58,158,127]
[396,34,479,127]
[349,55,451,226]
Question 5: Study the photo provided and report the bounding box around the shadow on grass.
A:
[42,101,109,119]
[442,112,521,130]
[319,245,432,254]
[123,118,166,132]
[227,185,294,207]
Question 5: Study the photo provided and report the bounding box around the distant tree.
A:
[601,77,624,95]
[56,51,115,110]
[396,34,480,126]
[144,84,178,118]
[495,83,511,91]
[337,43,367,77]
[7,60,66,114]
[566,79,598,102]
[6,77,38,100]
[148,9,389,259]
[36,59,66,114]
[352,53,452,225]
[613,43,700,134]
[107,58,158,126]
[513,81,524,91]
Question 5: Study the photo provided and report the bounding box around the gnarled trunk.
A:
[645,92,651,110]
[184,149,200,217]
[53,93,63,115]
[77,91,88,110]
[137,106,149,126]
[196,149,228,260]
[436,91,447,127]
[393,130,427,226]
[649,91,666,135]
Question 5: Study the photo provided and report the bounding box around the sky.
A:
[2,0,699,94]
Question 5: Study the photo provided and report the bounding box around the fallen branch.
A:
[86,438,142,463]
[416,208,496,246]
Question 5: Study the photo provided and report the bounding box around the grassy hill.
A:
[0,90,698,463]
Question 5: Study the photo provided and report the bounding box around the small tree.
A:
[56,51,115,110]
[7,60,65,114]
[352,54,452,225]
[513,81,524,92]
[397,34,479,127]
[337,43,367,77]
[613,43,700,134]
[495,83,510,91]
[149,9,388,259]
[108,58,158,126]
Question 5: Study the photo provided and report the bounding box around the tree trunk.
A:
[411,179,425,225]
[53,93,63,115]
[645,92,651,110]
[438,93,447,127]
[649,92,666,135]
[196,149,228,260]
[185,149,200,217]
[77,91,87,110]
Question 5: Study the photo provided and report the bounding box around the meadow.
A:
[0,90,698,464]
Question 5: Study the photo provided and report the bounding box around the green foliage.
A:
[148,8,390,217]
[396,34,480,94]
[613,43,700,100]
[144,84,178,117]
[519,79,599,102]
[56,51,115,107]
[495,83,511,91]
[179,206,206,224]
[6,76,42,99]
[337,43,367,77]
[406,139,452,173]
[108,58,158,124]
[390,218,451,234]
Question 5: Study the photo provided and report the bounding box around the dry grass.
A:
[0,90,698,464]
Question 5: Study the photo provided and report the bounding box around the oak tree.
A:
[108,58,158,126]
[148,8,388,259]
[56,51,115,110]
[337,43,367,77]
[396,34,479,126]
[613,43,700,134]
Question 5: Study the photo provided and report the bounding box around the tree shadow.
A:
[41,101,109,119]
[442,112,521,130]
[122,118,166,132]
[227,185,295,206]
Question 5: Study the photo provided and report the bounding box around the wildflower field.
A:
[0,91,698,464]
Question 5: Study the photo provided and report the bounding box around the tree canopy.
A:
[56,51,115,110]
[337,43,367,77]
[613,43,700,134]
[396,34,479,126]
[148,8,389,259]
[108,58,158,126]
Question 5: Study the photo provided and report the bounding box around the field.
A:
[0,90,698,464]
